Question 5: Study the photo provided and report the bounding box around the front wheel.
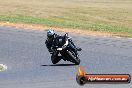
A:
[67,50,80,65]
[51,54,61,64]
[74,57,80,65]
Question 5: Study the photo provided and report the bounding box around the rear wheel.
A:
[51,54,61,64]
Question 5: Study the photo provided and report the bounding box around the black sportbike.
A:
[51,33,81,65]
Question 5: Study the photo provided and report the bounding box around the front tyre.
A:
[51,54,61,64]
[67,50,80,65]
[74,58,80,65]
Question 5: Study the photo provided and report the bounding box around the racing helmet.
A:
[47,29,55,39]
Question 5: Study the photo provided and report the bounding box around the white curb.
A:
[0,64,7,71]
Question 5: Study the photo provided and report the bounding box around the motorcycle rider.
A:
[45,29,81,54]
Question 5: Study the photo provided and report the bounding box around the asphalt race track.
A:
[0,26,132,88]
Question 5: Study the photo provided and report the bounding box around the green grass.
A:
[0,15,132,37]
[0,0,132,37]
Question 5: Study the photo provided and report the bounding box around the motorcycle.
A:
[50,33,81,65]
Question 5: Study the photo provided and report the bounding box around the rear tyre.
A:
[51,54,61,64]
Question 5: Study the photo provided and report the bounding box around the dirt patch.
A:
[0,21,113,37]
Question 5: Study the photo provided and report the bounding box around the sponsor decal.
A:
[76,67,131,85]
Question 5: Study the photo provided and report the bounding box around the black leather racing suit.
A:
[45,34,78,54]
[45,34,57,52]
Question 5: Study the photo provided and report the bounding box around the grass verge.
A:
[0,15,132,37]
